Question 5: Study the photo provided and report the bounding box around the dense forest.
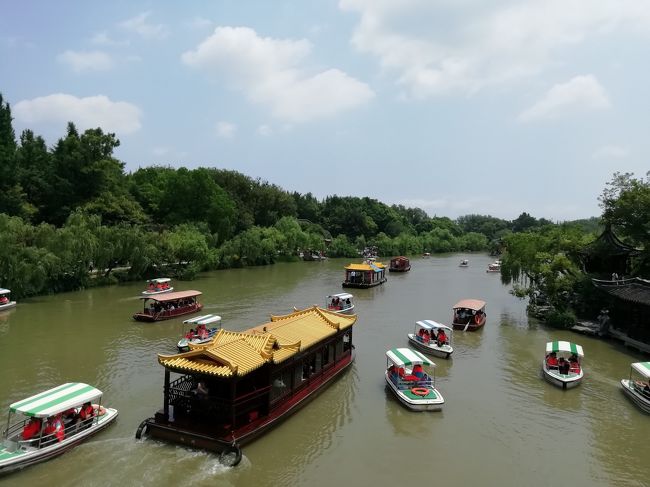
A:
[0,92,623,303]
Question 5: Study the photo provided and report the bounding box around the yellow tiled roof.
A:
[158,306,357,377]
[345,262,386,271]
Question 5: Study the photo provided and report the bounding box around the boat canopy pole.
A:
[3,411,10,440]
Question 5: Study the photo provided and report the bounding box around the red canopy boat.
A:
[133,290,203,322]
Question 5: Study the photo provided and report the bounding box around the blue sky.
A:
[2,0,649,221]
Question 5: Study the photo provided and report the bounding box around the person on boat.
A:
[193,381,209,399]
[22,417,42,442]
[436,328,447,346]
[197,324,208,340]
[568,355,580,373]
[422,329,430,343]
[546,352,558,368]
[44,414,65,444]
[558,357,570,374]
[0,295,8,305]
[79,402,94,427]
[412,364,424,378]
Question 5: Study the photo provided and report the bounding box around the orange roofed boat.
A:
[451,299,486,331]
[343,261,387,288]
[389,256,411,273]
[133,290,203,322]
[135,306,356,466]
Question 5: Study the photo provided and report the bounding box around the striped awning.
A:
[546,341,584,357]
[386,348,434,367]
[10,383,103,418]
[632,362,650,378]
[183,314,222,325]
[416,319,452,332]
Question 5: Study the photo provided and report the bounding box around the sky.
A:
[2,0,649,221]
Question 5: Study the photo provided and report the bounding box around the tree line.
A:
[0,93,588,299]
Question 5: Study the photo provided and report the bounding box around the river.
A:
[0,254,648,487]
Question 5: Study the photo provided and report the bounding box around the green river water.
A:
[0,254,648,487]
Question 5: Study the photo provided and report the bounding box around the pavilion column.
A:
[163,369,170,420]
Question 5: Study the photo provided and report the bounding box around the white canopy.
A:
[327,293,353,300]
[10,383,103,418]
[415,319,452,332]
[147,277,171,283]
[545,341,584,357]
[386,348,434,367]
[0,288,10,295]
[183,314,222,325]
[631,362,650,378]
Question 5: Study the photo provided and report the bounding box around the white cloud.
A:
[182,26,374,122]
[339,0,650,98]
[592,144,630,159]
[57,50,114,73]
[91,32,129,47]
[215,121,237,138]
[258,124,272,136]
[13,94,142,135]
[518,75,610,121]
[120,11,168,40]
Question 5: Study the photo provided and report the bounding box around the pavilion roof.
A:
[592,278,650,306]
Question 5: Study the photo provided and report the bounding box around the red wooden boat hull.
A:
[133,304,203,322]
[142,349,355,451]
[452,317,486,331]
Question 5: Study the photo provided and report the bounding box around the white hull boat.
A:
[385,348,444,411]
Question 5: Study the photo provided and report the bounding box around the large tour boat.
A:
[451,299,487,331]
[620,362,650,413]
[407,320,453,359]
[385,348,444,411]
[135,306,356,465]
[133,290,203,322]
[0,289,16,312]
[0,383,118,475]
[389,256,411,272]
[542,341,584,390]
[342,261,387,288]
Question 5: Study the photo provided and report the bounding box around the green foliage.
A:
[545,309,576,329]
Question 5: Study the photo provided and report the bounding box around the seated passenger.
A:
[398,367,405,377]
[0,296,8,304]
[568,355,580,373]
[412,364,424,378]
[422,330,430,343]
[436,329,447,346]
[44,414,65,443]
[546,352,558,368]
[22,417,42,442]
[558,357,570,374]
[197,325,208,340]
[79,402,94,427]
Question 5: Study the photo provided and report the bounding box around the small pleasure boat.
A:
[407,320,453,359]
[452,299,487,331]
[620,362,650,413]
[325,293,355,314]
[459,259,469,267]
[142,278,174,295]
[486,260,501,273]
[542,341,584,390]
[0,383,118,475]
[0,289,16,312]
[177,314,222,352]
[389,256,411,272]
[385,348,444,411]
